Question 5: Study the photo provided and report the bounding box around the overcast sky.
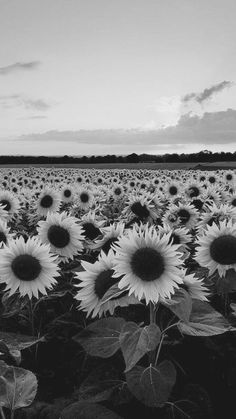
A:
[0,0,236,155]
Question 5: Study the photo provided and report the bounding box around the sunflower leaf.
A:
[73,317,126,358]
[178,300,233,336]
[76,363,125,403]
[163,289,192,323]
[60,401,123,419]
[0,360,37,410]
[99,283,128,305]
[126,360,176,407]
[120,322,161,372]
[0,331,45,352]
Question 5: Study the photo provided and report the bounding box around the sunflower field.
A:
[0,166,236,419]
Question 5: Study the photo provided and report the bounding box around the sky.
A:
[0,0,236,156]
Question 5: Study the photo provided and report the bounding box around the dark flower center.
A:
[0,232,7,244]
[131,202,150,219]
[83,222,101,240]
[188,186,200,198]
[80,193,89,203]
[226,174,233,180]
[0,200,11,212]
[47,225,70,248]
[177,209,191,225]
[131,247,165,281]
[192,199,203,210]
[209,176,216,184]
[114,187,122,195]
[40,195,53,208]
[231,199,236,207]
[101,237,118,254]
[94,269,118,299]
[210,235,236,265]
[169,186,178,195]
[11,254,42,281]
[64,189,71,198]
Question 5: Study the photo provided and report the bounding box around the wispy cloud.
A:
[182,81,234,104]
[22,99,50,111]
[0,94,50,111]
[0,61,40,75]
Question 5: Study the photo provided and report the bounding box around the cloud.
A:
[0,61,40,75]
[182,81,234,104]
[16,108,236,147]
[0,95,50,111]
[22,99,50,111]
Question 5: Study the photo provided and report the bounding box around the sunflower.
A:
[112,225,183,304]
[76,188,94,211]
[195,220,236,277]
[111,184,125,200]
[61,184,75,203]
[75,250,138,318]
[179,269,209,301]
[197,203,236,233]
[163,202,199,230]
[36,187,61,217]
[0,236,59,299]
[0,190,20,220]
[91,222,125,254]
[122,192,158,223]
[37,211,84,262]
[0,204,8,222]
[78,211,105,242]
[0,219,13,247]
[165,181,182,199]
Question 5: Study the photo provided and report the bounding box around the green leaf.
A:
[0,361,37,410]
[77,364,125,403]
[99,283,128,305]
[163,289,192,323]
[178,300,233,336]
[73,317,126,358]
[120,322,161,372]
[60,401,123,419]
[126,360,176,407]
[0,331,45,352]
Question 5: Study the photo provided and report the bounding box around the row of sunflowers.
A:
[0,166,236,418]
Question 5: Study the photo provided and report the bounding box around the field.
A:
[0,165,236,419]
[0,160,236,170]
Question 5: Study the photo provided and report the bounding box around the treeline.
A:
[0,150,236,164]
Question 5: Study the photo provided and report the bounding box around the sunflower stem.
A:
[0,407,6,419]
[154,333,165,366]
[28,298,35,336]
[149,301,156,324]
[149,302,156,364]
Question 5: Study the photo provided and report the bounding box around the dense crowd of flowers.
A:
[0,166,236,418]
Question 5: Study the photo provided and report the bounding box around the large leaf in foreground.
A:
[73,317,126,358]
[178,300,233,336]
[0,361,37,410]
[126,360,176,407]
[120,322,161,372]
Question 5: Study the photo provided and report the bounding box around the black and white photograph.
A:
[0,1,236,418]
